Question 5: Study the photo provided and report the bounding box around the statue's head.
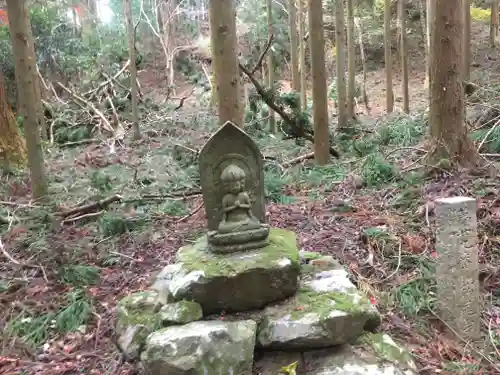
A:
[221,164,246,194]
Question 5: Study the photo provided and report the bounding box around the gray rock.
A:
[257,252,381,350]
[254,333,417,375]
[141,320,257,375]
[159,300,203,325]
[115,291,162,360]
[303,333,418,375]
[160,228,300,314]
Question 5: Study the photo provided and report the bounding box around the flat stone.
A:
[141,320,257,375]
[256,251,381,350]
[156,228,300,314]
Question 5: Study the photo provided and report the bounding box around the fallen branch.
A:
[57,82,115,133]
[251,34,274,75]
[238,63,340,158]
[58,194,123,218]
[84,60,131,99]
[173,88,195,111]
[282,152,315,167]
[61,210,105,225]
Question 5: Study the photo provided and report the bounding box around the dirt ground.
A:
[0,20,499,375]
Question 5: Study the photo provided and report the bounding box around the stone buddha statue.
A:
[207,164,269,252]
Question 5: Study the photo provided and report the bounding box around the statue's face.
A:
[228,178,243,194]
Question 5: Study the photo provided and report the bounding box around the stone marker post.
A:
[434,196,481,343]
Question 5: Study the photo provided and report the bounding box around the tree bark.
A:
[429,0,477,167]
[124,0,140,140]
[384,0,394,113]
[335,0,347,128]
[7,0,48,198]
[398,0,409,113]
[425,0,432,91]
[462,0,471,81]
[298,0,307,109]
[490,0,499,47]
[208,0,243,127]
[288,0,300,92]
[308,0,329,165]
[266,0,276,133]
[346,0,355,119]
[0,70,27,169]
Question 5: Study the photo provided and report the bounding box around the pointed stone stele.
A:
[435,196,481,343]
[198,120,270,253]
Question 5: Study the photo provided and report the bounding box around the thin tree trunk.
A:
[384,0,394,113]
[462,0,471,81]
[298,0,307,109]
[490,0,499,47]
[266,0,276,133]
[308,0,329,165]
[335,0,347,128]
[6,0,48,199]
[208,0,243,126]
[429,0,476,166]
[425,0,432,91]
[124,0,140,140]
[346,0,355,119]
[288,0,300,92]
[398,0,409,113]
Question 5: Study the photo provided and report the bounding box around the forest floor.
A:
[1,20,500,375]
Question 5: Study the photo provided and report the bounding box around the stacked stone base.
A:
[115,228,418,375]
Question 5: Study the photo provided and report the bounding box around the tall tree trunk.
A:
[288,0,300,93]
[398,0,409,113]
[7,0,48,198]
[346,0,355,119]
[462,0,471,81]
[490,0,499,47]
[425,0,432,91]
[298,0,307,109]
[266,0,276,133]
[429,0,476,166]
[209,0,243,127]
[384,0,393,113]
[308,0,329,165]
[335,0,347,128]
[161,0,177,90]
[0,70,27,170]
[124,0,140,140]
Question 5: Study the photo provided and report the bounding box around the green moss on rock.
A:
[176,228,300,277]
[159,300,203,325]
[292,287,368,319]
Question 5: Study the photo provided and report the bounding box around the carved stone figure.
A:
[199,121,269,253]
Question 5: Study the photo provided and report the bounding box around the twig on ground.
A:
[61,210,105,225]
[282,152,315,167]
[0,238,48,282]
[58,194,123,218]
[175,203,203,223]
[429,307,500,372]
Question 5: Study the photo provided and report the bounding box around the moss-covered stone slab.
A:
[141,320,257,375]
[115,291,163,360]
[158,228,300,314]
[159,300,203,325]
[302,335,418,375]
[256,252,381,350]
